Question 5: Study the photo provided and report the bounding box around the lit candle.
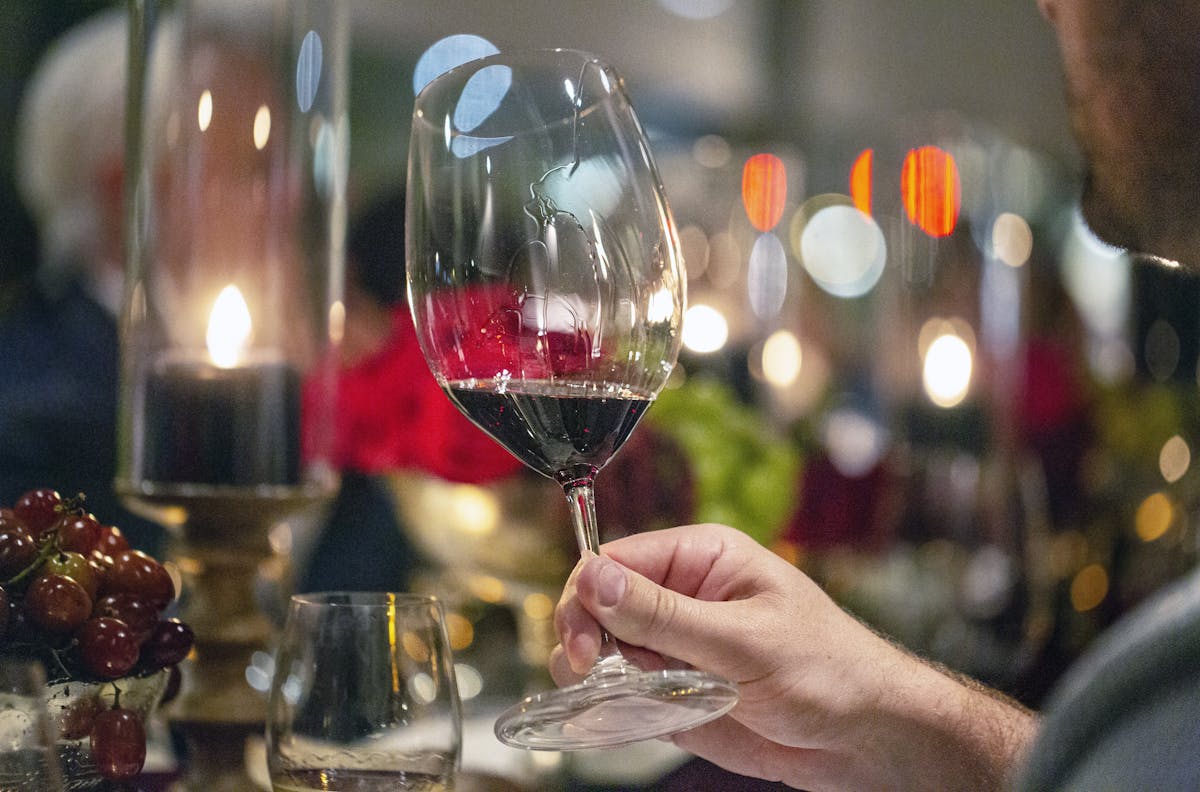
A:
[142,285,302,487]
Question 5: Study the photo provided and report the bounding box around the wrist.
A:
[872,649,1038,791]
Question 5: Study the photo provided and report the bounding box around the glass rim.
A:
[415,46,612,100]
[411,47,625,137]
[289,591,442,610]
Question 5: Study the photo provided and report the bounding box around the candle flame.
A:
[207,285,252,368]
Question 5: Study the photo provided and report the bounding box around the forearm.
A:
[865,646,1039,791]
[750,607,1038,792]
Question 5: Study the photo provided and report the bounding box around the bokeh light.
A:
[444,612,475,651]
[455,664,484,701]
[452,65,511,133]
[401,631,431,663]
[682,304,729,353]
[961,545,1016,620]
[468,575,506,604]
[1144,318,1180,382]
[793,195,886,299]
[450,486,499,536]
[822,407,888,478]
[1160,435,1191,483]
[747,232,788,319]
[413,34,500,95]
[919,317,975,358]
[761,330,802,387]
[197,89,213,132]
[765,341,831,422]
[522,592,555,621]
[295,30,322,113]
[992,212,1032,267]
[692,134,732,169]
[1135,492,1174,542]
[411,36,512,159]
[742,153,787,232]
[252,105,271,150]
[850,148,873,216]
[901,145,961,238]
[647,287,677,324]
[1070,563,1108,612]
[921,324,973,408]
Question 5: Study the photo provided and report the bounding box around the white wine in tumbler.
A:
[266,593,462,792]
[271,767,451,791]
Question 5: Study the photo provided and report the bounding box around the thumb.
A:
[576,555,741,672]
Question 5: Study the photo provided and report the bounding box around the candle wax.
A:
[142,359,302,487]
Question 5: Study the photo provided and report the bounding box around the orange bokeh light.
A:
[900,145,961,238]
[850,149,873,216]
[742,153,787,232]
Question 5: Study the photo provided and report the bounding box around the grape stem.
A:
[2,493,82,587]
[47,647,72,681]
[61,492,87,515]
[4,532,62,586]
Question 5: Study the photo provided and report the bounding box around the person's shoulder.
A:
[1016,566,1200,790]
[0,280,109,350]
[0,280,50,349]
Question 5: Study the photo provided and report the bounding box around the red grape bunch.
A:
[0,488,194,781]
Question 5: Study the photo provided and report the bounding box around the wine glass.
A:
[265,592,461,790]
[405,48,738,750]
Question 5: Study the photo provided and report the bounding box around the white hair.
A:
[15,8,129,287]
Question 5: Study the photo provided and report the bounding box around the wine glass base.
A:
[494,669,738,751]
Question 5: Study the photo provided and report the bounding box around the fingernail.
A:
[595,558,626,608]
[569,630,599,674]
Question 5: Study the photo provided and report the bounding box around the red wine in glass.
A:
[444,380,653,481]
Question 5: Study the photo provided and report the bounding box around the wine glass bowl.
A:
[406,49,684,418]
[405,48,737,750]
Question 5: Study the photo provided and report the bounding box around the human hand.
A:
[551,524,1036,791]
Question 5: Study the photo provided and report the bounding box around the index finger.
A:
[600,523,785,602]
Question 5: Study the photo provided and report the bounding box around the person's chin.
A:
[1079,188,1137,250]
[1094,217,1198,271]
[1081,172,1200,271]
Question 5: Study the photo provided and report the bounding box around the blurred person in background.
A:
[552,1,1200,789]
[3,8,163,554]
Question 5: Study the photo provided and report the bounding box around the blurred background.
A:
[3,0,1197,738]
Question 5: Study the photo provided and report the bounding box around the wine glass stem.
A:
[563,478,625,668]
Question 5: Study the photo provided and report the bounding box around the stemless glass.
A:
[265,593,461,791]
[405,48,738,750]
[0,660,64,791]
